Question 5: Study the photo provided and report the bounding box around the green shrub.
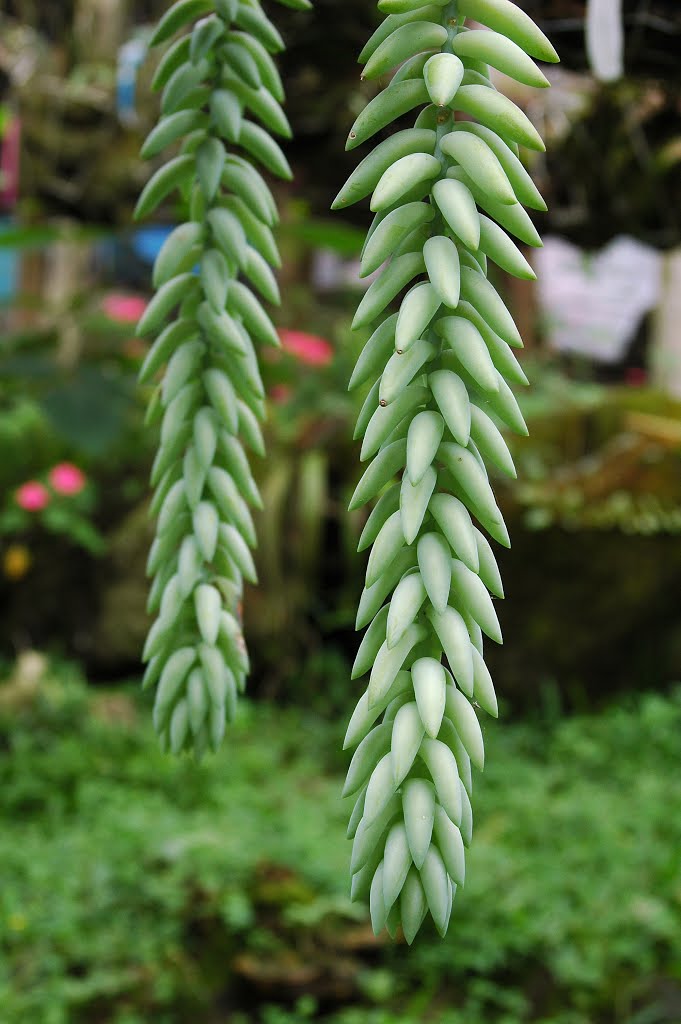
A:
[1,670,680,1023]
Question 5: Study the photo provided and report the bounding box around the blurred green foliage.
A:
[1,221,681,702]
[1,665,680,1024]
[546,80,681,250]
[0,320,147,466]
[505,365,681,535]
[0,472,104,556]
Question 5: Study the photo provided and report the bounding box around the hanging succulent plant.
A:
[136,0,309,757]
[335,0,558,941]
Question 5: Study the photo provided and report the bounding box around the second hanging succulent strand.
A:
[137,0,310,758]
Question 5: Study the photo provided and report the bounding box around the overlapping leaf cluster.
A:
[137,0,308,758]
[336,0,557,941]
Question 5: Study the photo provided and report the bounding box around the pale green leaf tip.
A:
[543,43,561,64]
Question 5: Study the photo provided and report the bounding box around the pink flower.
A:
[16,482,50,512]
[102,294,148,324]
[278,329,333,367]
[49,463,87,496]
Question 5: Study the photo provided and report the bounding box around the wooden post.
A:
[73,0,129,66]
[505,268,538,352]
[650,247,681,399]
[44,229,93,369]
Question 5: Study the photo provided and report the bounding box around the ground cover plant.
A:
[1,667,680,1024]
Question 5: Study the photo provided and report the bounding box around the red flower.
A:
[102,294,148,324]
[278,329,333,367]
[270,384,292,404]
[15,481,50,512]
[625,367,647,387]
[123,337,147,360]
[49,463,87,496]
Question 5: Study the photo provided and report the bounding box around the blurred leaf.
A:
[284,217,365,258]
[41,368,135,456]
[0,223,108,250]
[656,137,681,172]
[1,354,60,380]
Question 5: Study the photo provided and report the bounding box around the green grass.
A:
[1,667,680,1024]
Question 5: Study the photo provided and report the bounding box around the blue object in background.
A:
[117,37,149,126]
[132,226,174,267]
[0,218,19,306]
[96,225,176,291]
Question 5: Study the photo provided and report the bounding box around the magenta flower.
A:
[49,463,87,496]
[278,329,334,367]
[102,293,148,324]
[15,482,50,512]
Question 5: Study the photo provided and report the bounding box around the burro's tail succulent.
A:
[335,0,557,942]
[136,0,309,758]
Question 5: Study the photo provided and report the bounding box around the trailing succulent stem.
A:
[137,0,309,758]
[336,0,557,941]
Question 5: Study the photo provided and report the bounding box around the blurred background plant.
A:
[1,0,681,1021]
[1,660,680,1024]
[1,458,102,591]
